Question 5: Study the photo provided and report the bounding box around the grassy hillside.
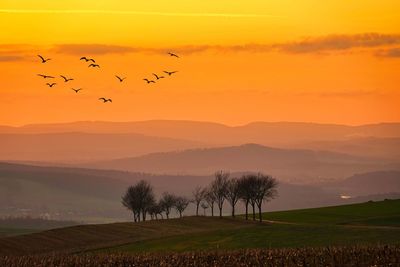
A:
[263,198,400,225]
[0,200,399,256]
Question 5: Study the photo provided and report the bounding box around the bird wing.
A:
[99,97,106,101]
[80,57,87,60]
[89,59,95,63]
[38,55,45,61]
[152,73,159,79]
[60,75,67,80]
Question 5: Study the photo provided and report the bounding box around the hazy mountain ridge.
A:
[83,143,398,182]
[1,120,399,163]
[0,132,208,162]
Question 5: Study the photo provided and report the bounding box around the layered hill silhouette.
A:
[84,144,397,182]
[1,120,399,163]
[0,132,205,162]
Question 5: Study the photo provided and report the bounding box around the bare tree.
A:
[254,173,278,222]
[122,185,140,222]
[201,202,208,216]
[159,192,176,219]
[238,174,258,221]
[192,186,206,216]
[204,189,216,217]
[122,180,155,222]
[225,178,240,217]
[174,196,190,218]
[138,180,155,221]
[211,170,229,218]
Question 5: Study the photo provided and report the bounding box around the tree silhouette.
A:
[159,192,176,219]
[192,186,206,216]
[204,188,216,217]
[174,196,190,218]
[225,178,241,217]
[211,170,229,218]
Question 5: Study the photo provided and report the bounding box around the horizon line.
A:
[1,119,399,128]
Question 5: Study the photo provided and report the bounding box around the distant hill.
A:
[2,120,400,145]
[0,132,205,162]
[325,170,400,197]
[295,137,400,160]
[1,121,399,163]
[84,144,397,182]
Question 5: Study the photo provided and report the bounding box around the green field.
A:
[0,199,399,256]
[0,227,38,237]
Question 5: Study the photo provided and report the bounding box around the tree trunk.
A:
[232,204,235,217]
[211,203,214,217]
[196,203,199,216]
[258,204,262,222]
[142,211,146,221]
[166,212,169,219]
[245,201,248,220]
[252,204,256,221]
[179,211,182,218]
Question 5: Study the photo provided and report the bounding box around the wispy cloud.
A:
[0,9,279,18]
[0,55,25,62]
[2,33,400,60]
[375,47,400,58]
[52,44,139,55]
[275,33,400,54]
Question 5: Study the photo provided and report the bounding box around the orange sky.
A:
[0,1,399,126]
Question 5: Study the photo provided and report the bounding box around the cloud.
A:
[375,47,400,58]
[276,33,400,54]
[0,44,40,62]
[52,43,275,56]
[0,55,24,62]
[3,33,400,58]
[52,44,139,55]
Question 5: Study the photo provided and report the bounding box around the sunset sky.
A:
[1,0,399,126]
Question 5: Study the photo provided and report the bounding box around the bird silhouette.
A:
[143,78,156,84]
[168,52,179,58]
[38,55,51,63]
[99,97,112,103]
[71,88,82,93]
[46,83,56,87]
[163,70,178,76]
[80,57,95,63]
[88,64,100,68]
[37,74,55,79]
[115,75,126,82]
[152,73,165,80]
[60,75,74,82]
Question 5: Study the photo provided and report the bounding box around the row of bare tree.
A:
[193,171,278,222]
[122,180,190,222]
[122,171,278,222]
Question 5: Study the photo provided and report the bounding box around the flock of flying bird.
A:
[36,52,180,103]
